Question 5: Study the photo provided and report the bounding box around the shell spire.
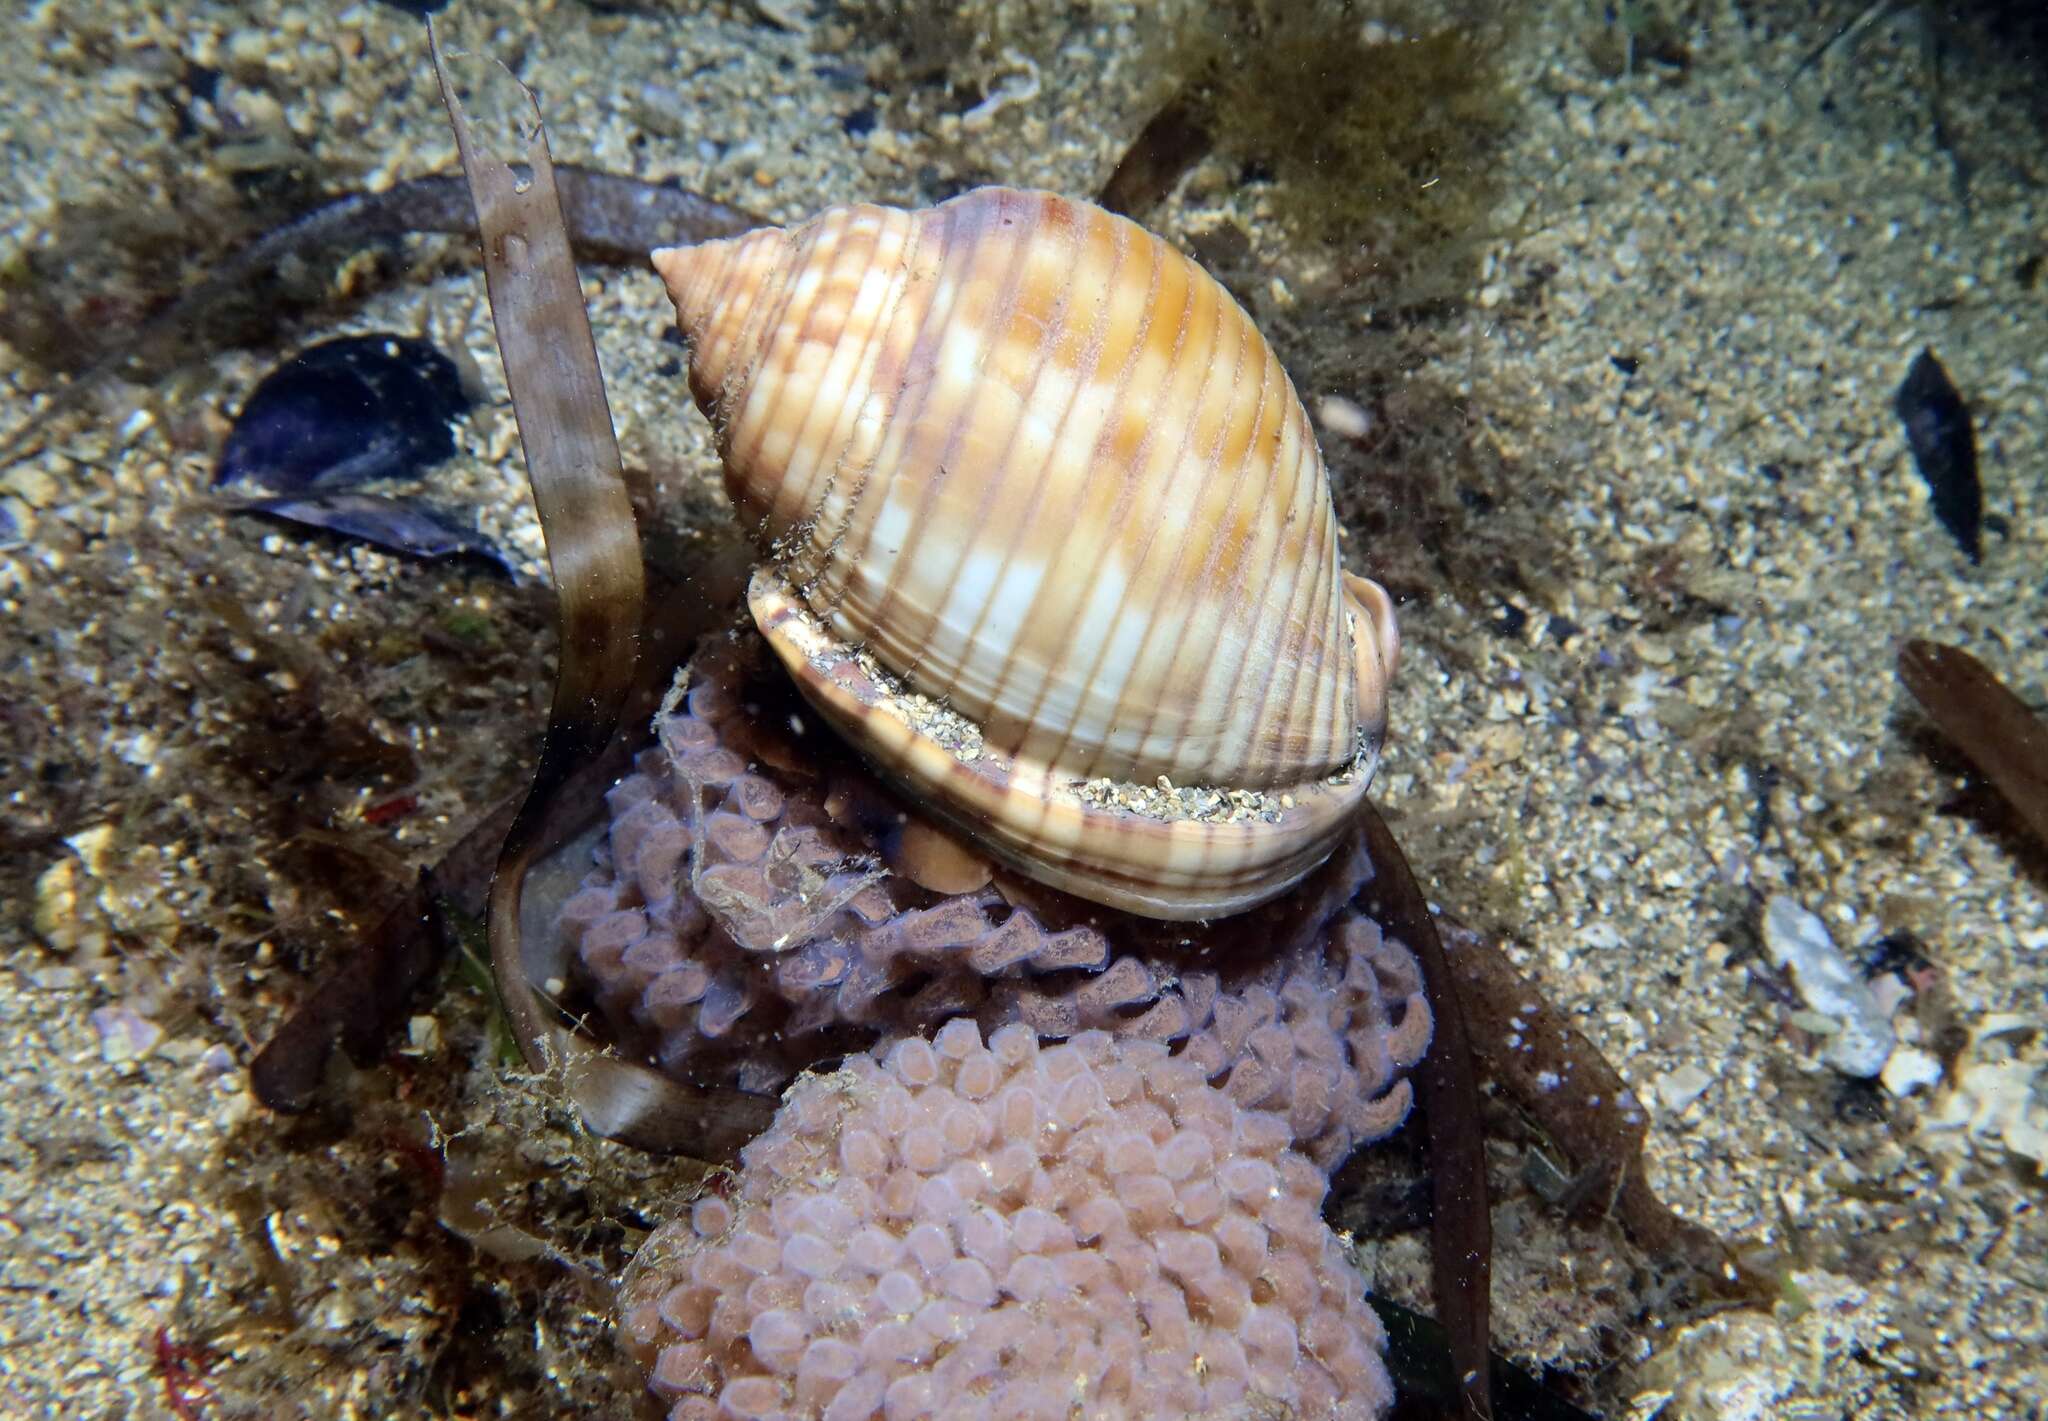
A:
[654,188,1400,920]
[652,225,794,431]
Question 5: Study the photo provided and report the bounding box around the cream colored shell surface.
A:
[655,188,1394,920]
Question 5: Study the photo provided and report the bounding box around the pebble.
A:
[1880,1046,1942,1098]
[407,1015,442,1053]
[1655,1063,1715,1114]
[1314,394,1373,441]
[90,1005,164,1065]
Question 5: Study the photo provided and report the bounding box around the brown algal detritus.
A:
[1357,805,1494,1420]
[244,528,760,1121]
[1899,638,2048,852]
[1095,88,1215,218]
[1438,920,1772,1304]
[248,800,513,1114]
[244,46,766,1148]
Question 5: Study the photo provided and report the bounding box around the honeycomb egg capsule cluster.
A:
[560,638,1431,1167]
[620,1019,1394,1421]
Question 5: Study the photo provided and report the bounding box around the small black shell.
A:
[216,334,470,494]
[1893,347,1983,564]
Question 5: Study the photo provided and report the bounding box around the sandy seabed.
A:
[1,1,2042,1417]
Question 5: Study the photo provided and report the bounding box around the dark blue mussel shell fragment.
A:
[217,334,469,493]
[1893,347,1983,564]
[218,334,506,571]
[243,493,511,575]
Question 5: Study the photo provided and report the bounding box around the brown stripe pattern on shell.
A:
[654,188,1398,920]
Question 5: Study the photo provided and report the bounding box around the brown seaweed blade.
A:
[246,874,439,1113]
[1368,1293,1597,1421]
[1436,920,1767,1303]
[1359,804,1493,1421]
[430,25,771,1159]
[1900,638,2048,850]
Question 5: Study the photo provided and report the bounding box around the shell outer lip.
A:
[747,568,1379,922]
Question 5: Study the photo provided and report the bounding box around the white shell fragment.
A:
[655,187,1399,918]
[1920,1016,2048,1175]
[1760,896,1895,1078]
[1879,1046,1942,1098]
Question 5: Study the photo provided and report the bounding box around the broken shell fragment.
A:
[655,187,1399,919]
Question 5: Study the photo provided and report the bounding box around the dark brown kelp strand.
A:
[0,170,761,468]
[1367,1294,1596,1421]
[1900,638,2048,850]
[250,795,514,1112]
[1436,921,1767,1304]
[432,27,639,1069]
[1359,805,1493,1421]
[554,167,764,260]
[248,872,441,1113]
[1096,90,1215,218]
[431,26,771,1158]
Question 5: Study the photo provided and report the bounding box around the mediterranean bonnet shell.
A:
[654,187,1399,920]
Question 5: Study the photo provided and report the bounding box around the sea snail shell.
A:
[653,187,1400,921]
